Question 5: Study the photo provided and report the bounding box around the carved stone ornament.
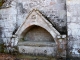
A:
[31,15,36,19]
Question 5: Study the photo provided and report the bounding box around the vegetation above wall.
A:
[0,0,4,7]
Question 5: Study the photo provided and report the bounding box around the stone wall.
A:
[0,0,68,58]
[67,0,80,58]
[0,0,66,51]
[1,0,80,58]
[0,7,17,51]
[16,0,67,34]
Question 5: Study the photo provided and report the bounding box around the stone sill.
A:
[18,41,56,47]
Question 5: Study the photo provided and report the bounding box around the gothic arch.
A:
[15,9,60,43]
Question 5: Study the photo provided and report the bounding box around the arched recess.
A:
[21,25,54,42]
[15,9,61,43]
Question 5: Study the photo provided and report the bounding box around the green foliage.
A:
[19,38,24,42]
[0,44,4,53]
[0,0,4,7]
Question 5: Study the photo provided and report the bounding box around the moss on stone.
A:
[0,44,4,53]
[19,38,24,42]
[0,0,4,7]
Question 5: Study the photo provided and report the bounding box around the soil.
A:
[0,53,56,60]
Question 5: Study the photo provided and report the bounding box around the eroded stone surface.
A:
[0,0,67,58]
[67,0,80,57]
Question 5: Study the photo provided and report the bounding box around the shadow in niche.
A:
[21,25,55,42]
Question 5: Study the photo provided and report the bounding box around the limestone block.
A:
[3,28,9,32]
[4,32,12,37]
[62,35,66,38]
[0,7,17,14]
[0,20,5,27]
[18,46,56,56]
[3,38,7,44]
[1,33,5,38]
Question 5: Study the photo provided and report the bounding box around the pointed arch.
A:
[15,9,60,43]
[22,25,55,42]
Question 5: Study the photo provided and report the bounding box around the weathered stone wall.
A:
[67,0,80,58]
[0,0,66,50]
[0,7,17,48]
[0,0,80,58]
[16,0,67,34]
[0,0,67,58]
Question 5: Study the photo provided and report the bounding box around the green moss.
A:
[0,0,4,7]
[0,44,4,53]
[19,38,24,42]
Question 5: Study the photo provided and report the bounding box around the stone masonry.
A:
[67,0,80,58]
[0,0,80,59]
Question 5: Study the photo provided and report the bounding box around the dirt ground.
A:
[0,53,15,60]
[0,53,56,60]
[0,54,27,60]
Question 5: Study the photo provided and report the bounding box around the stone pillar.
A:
[56,35,66,58]
[67,0,80,58]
